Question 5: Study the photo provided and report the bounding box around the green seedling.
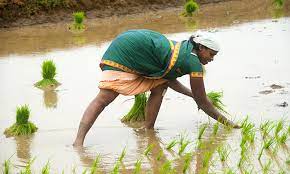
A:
[260,120,274,138]
[202,151,213,168]
[121,93,147,123]
[3,159,11,174]
[35,60,60,89]
[183,0,199,17]
[273,0,284,8]
[275,119,284,136]
[118,147,126,163]
[212,122,219,135]
[224,168,235,174]
[144,143,154,156]
[286,158,290,165]
[258,138,275,160]
[159,160,175,174]
[82,169,87,174]
[207,91,228,114]
[198,124,207,139]
[156,150,164,161]
[4,105,38,137]
[90,155,100,174]
[20,157,35,174]
[133,159,142,174]
[178,133,191,155]
[70,11,86,31]
[166,139,178,150]
[217,145,230,162]
[41,161,50,174]
[276,132,288,144]
[110,161,120,174]
[182,153,192,174]
[262,160,272,174]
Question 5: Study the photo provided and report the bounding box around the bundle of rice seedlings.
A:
[35,60,60,90]
[69,11,86,32]
[182,0,199,17]
[206,91,228,114]
[273,0,284,9]
[4,105,38,137]
[121,93,147,123]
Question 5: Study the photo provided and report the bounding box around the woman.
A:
[73,29,239,146]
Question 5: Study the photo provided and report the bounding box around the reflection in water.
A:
[14,135,34,161]
[272,8,285,19]
[43,90,58,108]
[183,17,198,31]
[72,35,87,46]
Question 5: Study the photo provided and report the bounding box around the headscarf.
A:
[191,34,220,52]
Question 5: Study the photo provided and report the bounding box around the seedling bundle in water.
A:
[121,93,147,123]
[69,11,86,33]
[182,0,199,17]
[4,105,38,137]
[35,60,60,90]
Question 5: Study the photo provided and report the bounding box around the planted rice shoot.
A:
[260,120,274,138]
[156,150,164,161]
[90,155,100,174]
[207,91,228,114]
[144,143,154,156]
[166,139,178,150]
[4,105,38,137]
[35,60,60,89]
[69,11,86,31]
[3,159,12,174]
[110,161,120,174]
[273,0,284,8]
[212,122,219,135]
[21,157,35,174]
[276,132,288,144]
[217,145,230,162]
[41,161,50,174]
[178,133,191,155]
[258,138,275,160]
[262,160,272,174]
[183,0,199,17]
[182,153,192,173]
[118,147,126,163]
[274,119,284,136]
[121,93,147,123]
[202,151,213,168]
[133,159,142,174]
[159,160,175,174]
[198,124,207,139]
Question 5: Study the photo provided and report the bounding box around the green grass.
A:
[110,161,120,174]
[198,124,207,140]
[207,91,228,114]
[178,133,191,155]
[35,60,60,89]
[183,0,199,16]
[121,93,147,123]
[202,151,213,168]
[4,105,38,137]
[156,150,164,161]
[276,132,288,144]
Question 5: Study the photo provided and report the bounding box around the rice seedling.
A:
[178,134,191,155]
[118,147,126,163]
[110,161,120,174]
[159,160,175,174]
[217,145,230,162]
[238,144,249,168]
[198,124,207,140]
[207,91,229,114]
[41,161,50,174]
[144,143,154,156]
[35,60,60,89]
[260,120,274,138]
[4,105,38,137]
[278,170,286,174]
[90,155,100,174]
[202,151,213,168]
[262,160,272,174]
[258,138,275,160]
[286,158,290,165]
[133,159,142,174]
[121,93,147,123]
[3,159,11,174]
[274,119,284,136]
[69,11,86,31]
[166,139,178,150]
[82,169,87,174]
[224,168,235,174]
[273,0,284,9]
[212,122,219,135]
[182,153,192,174]
[20,157,35,174]
[183,0,199,17]
[288,124,290,134]
[156,150,164,161]
[276,132,288,144]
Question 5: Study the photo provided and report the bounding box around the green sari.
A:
[100,29,203,79]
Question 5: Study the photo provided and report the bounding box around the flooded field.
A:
[0,0,290,173]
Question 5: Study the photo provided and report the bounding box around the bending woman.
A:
[73,29,240,146]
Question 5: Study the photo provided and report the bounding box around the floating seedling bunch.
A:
[182,0,199,17]
[35,60,60,90]
[69,11,86,33]
[207,91,228,114]
[273,0,285,9]
[121,93,147,123]
[4,105,38,137]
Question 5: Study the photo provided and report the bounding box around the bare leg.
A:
[145,83,169,129]
[73,89,119,146]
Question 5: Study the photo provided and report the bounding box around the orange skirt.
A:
[98,70,168,96]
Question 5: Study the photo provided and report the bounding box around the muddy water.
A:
[1,0,290,173]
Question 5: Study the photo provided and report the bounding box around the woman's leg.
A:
[73,89,119,146]
[145,83,169,129]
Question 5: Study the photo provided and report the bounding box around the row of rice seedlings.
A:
[217,145,231,163]
[183,0,199,17]
[178,133,192,155]
[198,124,207,140]
[258,138,275,160]
[35,60,60,89]
[121,93,147,123]
[4,105,38,137]
[159,160,175,174]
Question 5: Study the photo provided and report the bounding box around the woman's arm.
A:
[189,76,240,128]
[168,79,193,97]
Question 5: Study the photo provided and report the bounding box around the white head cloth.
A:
[192,34,220,52]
